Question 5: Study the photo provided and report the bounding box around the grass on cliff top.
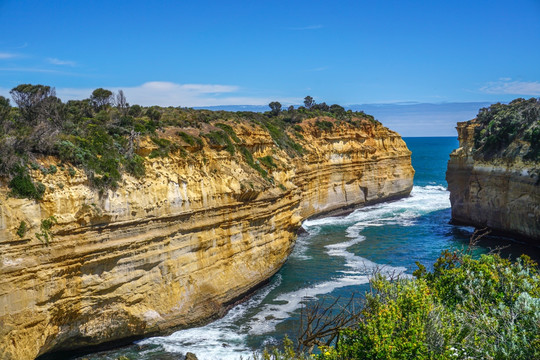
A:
[0,84,381,199]
[473,97,540,162]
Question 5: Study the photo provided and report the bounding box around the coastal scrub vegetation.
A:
[254,248,540,360]
[35,215,58,245]
[0,85,378,199]
[16,220,28,238]
[473,97,540,161]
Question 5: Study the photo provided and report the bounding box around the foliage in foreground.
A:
[258,251,540,360]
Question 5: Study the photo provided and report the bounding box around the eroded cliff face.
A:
[0,118,413,360]
[446,121,540,241]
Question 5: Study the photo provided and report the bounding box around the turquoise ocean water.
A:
[70,137,539,360]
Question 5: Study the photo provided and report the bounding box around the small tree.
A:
[145,107,161,121]
[269,101,282,116]
[304,95,315,109]
[313,102,329,111]
[66,99,93,122]
[329,104,345,113]
[115,89,129,115]
[10,84,56,124]
[330,104,346,119]
[128,104,143,117]
[0,95,10,128]
[90,88,113,111]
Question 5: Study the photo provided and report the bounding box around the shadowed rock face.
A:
[0,118,413,360]
[446,121,540,242]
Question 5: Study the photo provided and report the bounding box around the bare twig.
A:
[296,293,362,353]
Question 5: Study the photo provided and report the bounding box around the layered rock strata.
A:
[446,121,540,241]
[0,118,414,360]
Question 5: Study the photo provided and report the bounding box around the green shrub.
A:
[16,221,27,238]
[473,98,540,161]
[258,155,277,169]
[263,121,304,156]
[9,166,46,200]
[151,137,171,148]
[241,146,255,164]
[41,164,58,175]
[35,215,58,245]
[315,120,333,131]
[315,251,540,360]
[241,147,268,179]
[56,127,127,189]
[178,131,203,147]
[149,137,179,158]
[203,131,235,155]
[329,277,436,360]
[215,123,241,143]
[124,154,145,178]
[524,125,540,161]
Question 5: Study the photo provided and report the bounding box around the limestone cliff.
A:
[446,99,540,242]
[0,118,413,360]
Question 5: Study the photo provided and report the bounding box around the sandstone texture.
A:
[0,118,413,359]
[446,121,540,241]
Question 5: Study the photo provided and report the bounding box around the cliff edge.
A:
[446,98,540,242]
[0,114,413,359]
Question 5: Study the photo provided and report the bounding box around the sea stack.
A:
[446,98,540,242]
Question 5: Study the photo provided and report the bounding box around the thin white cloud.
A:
[480,79,540,96]
[0,52,18,59]
[54,81,300,107]
[286,24,324,30]
[142,81,237,93]
[47,58,76,67]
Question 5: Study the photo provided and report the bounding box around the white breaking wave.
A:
[137,275,283,360]
[248,247,407,336]
[325,237,407,276]
[303,185,450,237]
[289,234,311,260]
[138,185,450,359]
[248,274,370,335]
[250,186,448,335]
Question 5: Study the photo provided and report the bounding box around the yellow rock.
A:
[446,121,540,241]
[0,118,413,359]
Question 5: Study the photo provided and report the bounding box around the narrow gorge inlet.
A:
[64,137,540,360]
[2,3,539,358]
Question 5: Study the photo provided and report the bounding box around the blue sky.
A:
[1,0,539,135]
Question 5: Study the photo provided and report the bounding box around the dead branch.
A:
[297,293,362,353]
